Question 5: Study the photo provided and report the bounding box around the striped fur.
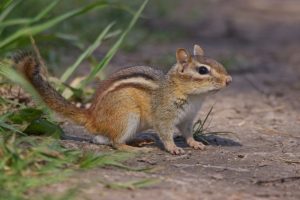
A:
[93,77,159,103]
[89,66,163,109]
[12,44,231,155]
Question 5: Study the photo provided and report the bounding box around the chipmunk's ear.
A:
[176,48,191,72]
[193,44,204,56]
[176,48,190,64]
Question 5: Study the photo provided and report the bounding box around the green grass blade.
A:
[202,106,213,129]
[103,178,159,189]
[0,2,108,49]
[79,151,135,169]
[0,121,24,135]
[0,0,60,29]
[0,0,22,35]
[0,0,13,11]
[132,178,160,188]
[0,0,21,22]
[0,18,32,27]
[0,111,12,121]
[60,22,115,82]
[33,0,60,22]
[80,0,148,87]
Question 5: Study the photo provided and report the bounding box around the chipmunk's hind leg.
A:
[112,113,152,153]
[113,144,152,153]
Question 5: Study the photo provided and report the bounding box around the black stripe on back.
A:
[114,72,155,82]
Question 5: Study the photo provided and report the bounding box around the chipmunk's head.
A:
[170,44,232,95]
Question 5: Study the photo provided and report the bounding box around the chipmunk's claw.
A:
[170,147,185,155]
[165,144,185,155]
[187,138,205,150]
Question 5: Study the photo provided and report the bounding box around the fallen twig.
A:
[173,163,249,172]
[255,176,300,185]
[279,158,300,164]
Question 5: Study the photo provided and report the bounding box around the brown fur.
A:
[13,44,231,155]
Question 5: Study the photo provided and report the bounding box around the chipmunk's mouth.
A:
[208,87,221,94]
[212,84,225,90]
[209,83,228,93]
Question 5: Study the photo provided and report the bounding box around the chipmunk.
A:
[13,44,232,155]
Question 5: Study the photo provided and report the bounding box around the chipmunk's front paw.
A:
[187,138,205,150]
[165,144,185,155]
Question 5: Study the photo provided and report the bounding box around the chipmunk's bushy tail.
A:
[13,51,88,125]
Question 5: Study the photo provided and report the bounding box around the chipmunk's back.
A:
[86,66,164,136]
[91,66,164,105]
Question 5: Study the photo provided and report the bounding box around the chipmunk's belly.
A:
[176,95,204,124]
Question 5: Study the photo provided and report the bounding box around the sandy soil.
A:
[35,1,300,199]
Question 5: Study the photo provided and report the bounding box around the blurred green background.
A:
[0,0,184,73]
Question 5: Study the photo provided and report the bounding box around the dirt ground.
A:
[37,1,300,199]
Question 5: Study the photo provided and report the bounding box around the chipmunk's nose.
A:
[225,76,232,86]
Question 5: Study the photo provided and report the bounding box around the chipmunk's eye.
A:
[198,66,209,75]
